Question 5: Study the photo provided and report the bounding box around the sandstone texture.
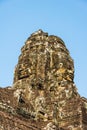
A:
[0,30,87,130]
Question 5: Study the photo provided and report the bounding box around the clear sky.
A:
[0,0,87,98]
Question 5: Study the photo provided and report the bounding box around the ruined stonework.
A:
[0,30,87,130]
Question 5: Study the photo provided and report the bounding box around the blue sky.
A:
[0,0,87,97]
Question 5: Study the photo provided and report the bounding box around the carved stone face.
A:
[12,31,82,130]
[13,30,74,90]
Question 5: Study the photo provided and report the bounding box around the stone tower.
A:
[13,30,82,129]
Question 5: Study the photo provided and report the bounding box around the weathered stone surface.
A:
[81,97,87,130]
[0,30,87,130]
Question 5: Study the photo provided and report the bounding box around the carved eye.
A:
[50,86,54,91]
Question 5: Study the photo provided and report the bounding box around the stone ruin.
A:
[0,30,87,130]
